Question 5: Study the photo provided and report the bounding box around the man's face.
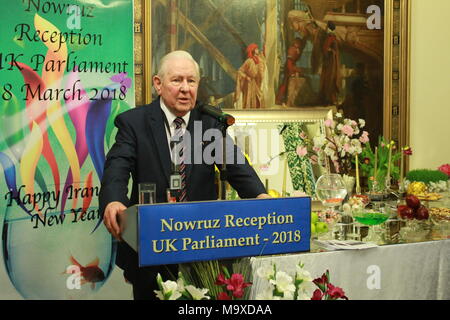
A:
[153,57,199,117]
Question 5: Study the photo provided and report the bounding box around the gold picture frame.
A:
[134,0,410,151]
[225,107,334,197]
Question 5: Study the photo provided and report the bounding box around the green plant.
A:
[359,136,401,189]
[178,258,253,299]
[406,169,448,184]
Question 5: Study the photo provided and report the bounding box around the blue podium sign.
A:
[124,197,311,266]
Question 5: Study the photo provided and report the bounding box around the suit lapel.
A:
[146,99,171,184]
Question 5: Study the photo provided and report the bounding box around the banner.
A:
[0,0,134,299]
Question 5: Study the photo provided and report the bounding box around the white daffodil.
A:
[270,271,296,294]
[336,113,342,118]
[358,119,366,128]
[185,285,210,300]
[257,264,275,280]
[157,280,182,300]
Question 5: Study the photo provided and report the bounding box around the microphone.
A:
[198,103,235,126]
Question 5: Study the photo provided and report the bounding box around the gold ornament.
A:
[407,181,427,196]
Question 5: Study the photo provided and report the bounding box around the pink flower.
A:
[341,125,354,137]
[326,283,348,300]
[296,146,308,157]
[311,289,324,300]
[324,119,334,128]
[438,164,450,178]
[217,292,232,300]
[359,131,369,143]
[300,132,308,139]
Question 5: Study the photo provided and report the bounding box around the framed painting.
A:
[135,0,410,147]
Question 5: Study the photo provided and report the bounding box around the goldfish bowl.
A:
[2,206,116,300]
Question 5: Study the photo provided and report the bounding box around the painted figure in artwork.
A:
[318,21,341,105]
[275,37,307,105]
[234,43,267,109]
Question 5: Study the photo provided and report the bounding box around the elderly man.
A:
[99,50,268,300]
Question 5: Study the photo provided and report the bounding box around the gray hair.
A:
[157,50,200,79]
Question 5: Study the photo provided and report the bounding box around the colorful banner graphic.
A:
[131,197,311,266]
[0,0,134,299]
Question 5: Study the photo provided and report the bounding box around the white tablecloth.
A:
[250,239,450,300]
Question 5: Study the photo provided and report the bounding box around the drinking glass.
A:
[139,183,156,204]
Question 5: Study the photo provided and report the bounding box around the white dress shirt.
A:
[159,99,190,161]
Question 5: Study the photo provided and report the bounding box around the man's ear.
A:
[153,75,162,95]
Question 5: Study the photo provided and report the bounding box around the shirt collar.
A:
[159,99,190,127]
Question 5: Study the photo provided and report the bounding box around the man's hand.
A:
[103,201,127,240]
[256,193,272,199]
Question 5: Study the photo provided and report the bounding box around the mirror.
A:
[225,108,333,198]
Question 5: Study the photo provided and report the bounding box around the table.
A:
[249,239,450,300]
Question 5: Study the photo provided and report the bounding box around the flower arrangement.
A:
[155,260,253,300]
[359,137,401,191]
[254,262,348,300]
[298,113,370,175]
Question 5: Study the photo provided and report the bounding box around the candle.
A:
[386,141,393,182]
[373,146,378,180]
[355,153,360,194]
[400,148,404,182]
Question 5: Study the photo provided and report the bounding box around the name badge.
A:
[170,174,182,190]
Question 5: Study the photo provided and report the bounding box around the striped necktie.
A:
[172,117,187,202]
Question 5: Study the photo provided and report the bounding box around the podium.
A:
[119,197,311,267]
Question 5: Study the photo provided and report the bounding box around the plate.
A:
[416,193,443,201]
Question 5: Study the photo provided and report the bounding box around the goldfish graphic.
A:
[67,255,106,290]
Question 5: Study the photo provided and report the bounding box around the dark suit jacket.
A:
[99,98,266,280]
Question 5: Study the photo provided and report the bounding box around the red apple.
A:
[397,205,414,220]
[405,195,421,209]
[415,205,429,220]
